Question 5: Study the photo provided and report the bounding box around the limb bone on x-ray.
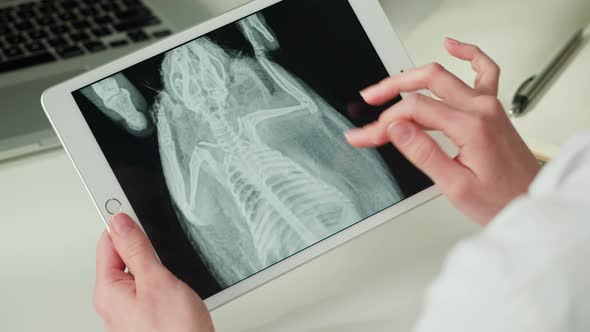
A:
[84,13,403,287]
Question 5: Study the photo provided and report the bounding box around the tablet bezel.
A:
[42,0,449,310]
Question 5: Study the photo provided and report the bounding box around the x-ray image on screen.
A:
[73,0,432,298]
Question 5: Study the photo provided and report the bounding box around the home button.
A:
[105,198,122,215]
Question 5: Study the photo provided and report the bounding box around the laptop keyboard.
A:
[0,0,172,74]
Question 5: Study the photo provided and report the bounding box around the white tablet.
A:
[42,0,447,309]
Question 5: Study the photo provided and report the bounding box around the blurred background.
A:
[0,0,588,331]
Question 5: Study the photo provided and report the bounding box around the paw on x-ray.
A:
[82,73,153,137]
[82,13,402,287]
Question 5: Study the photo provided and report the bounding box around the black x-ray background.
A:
[73,0,432,299]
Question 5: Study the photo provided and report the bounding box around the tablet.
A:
[42,0,447,309]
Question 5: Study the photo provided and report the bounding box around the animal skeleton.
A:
[85,13,402,287]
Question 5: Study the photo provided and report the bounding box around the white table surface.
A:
[1,0,588,331]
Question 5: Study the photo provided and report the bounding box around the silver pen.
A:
[510,28,585,116]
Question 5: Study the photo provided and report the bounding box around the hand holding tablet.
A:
[95,214,214,332]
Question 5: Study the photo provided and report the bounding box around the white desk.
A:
[1,0,588,331]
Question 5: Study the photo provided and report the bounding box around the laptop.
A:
[0,0,246,161]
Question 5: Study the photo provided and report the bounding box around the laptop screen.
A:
[71,0,432,299]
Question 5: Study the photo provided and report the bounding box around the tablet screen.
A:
[72,0,432,299]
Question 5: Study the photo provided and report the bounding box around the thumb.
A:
[109,213,161,282]
[388,121,466,190]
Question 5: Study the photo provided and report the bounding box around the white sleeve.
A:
[414,133,590,332]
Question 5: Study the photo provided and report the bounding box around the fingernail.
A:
[446,37,460,45]
[359,86,375,100]
[345,128,362,140]
[388,122,414,146]
[359,90,368,100]
[110,214,135,237]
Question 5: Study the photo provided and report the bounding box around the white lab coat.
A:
[415,133,590,332]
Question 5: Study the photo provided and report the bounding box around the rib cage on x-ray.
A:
[82,14,403,287]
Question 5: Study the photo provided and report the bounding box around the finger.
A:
[94,231,135,318]
[386,120,471,190]
[346,93,466,148]
[96,231,128,285]
[360,63,478,108]
[109,213,161,284]
[444,38,500,96]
